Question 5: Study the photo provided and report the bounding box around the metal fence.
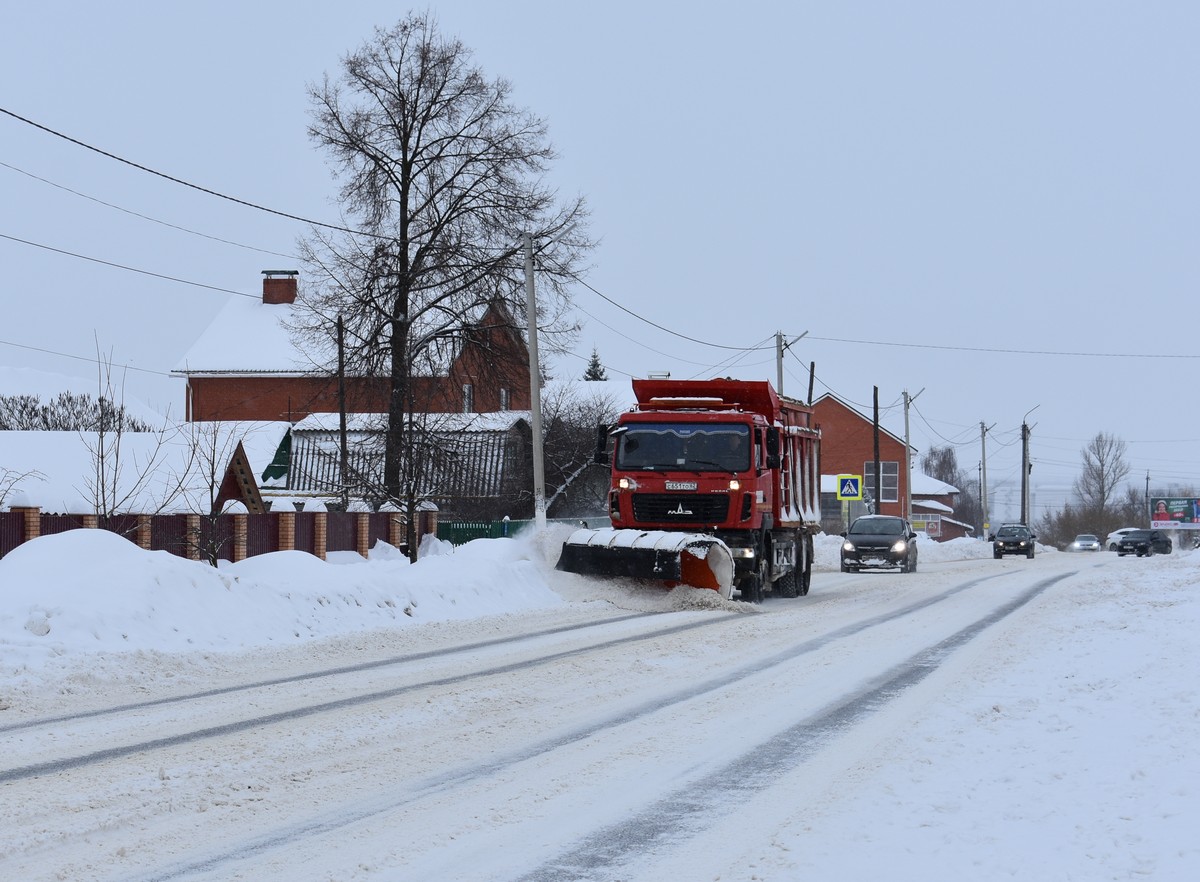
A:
[436,517,609,546]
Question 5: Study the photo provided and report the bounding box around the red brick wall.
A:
[187,376,391,422]
[812,396,908,516]
[184,304,532,421]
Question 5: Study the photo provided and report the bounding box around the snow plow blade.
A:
[555,529,734,599]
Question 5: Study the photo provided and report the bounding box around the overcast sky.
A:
[1,1,1196,524]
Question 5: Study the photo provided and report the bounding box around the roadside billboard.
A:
[1149,497,1200,530]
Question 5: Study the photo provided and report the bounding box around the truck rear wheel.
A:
[776,568,799,598]
[799,534,813,595]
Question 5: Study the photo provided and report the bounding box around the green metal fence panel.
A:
[436,517,610,545]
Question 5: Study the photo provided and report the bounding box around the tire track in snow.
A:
[515,571,1074,881]
[124,569,1030,882]
[0,613,729,784]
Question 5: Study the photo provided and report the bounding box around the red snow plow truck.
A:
[556,378,822,602]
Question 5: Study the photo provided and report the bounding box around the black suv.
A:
[841,515,918,573]
[991,524,1036,559]
[1116,529,1172,557]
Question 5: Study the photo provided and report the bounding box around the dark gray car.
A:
[1116,529,1172,557]
[841,515,918,573]
[991,524,1036,559]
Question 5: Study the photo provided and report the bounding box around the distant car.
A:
[840,515,918,573]
[1105,528,1139,551]
[991,523,1036,559]
[1067,534,1102,552]
[1115,529,1172,557]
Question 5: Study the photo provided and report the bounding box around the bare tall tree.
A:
[298,12,592,548]
[1073,432,1130,516]
[920,444,981,532]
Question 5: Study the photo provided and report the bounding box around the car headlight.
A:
[842,541,855,553]
[891,540,907,554]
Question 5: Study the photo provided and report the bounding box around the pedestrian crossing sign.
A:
[837,474,862,500]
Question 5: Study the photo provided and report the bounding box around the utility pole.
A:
[1020,405,1039,526]
[774,330,807,396]
[981,421,990,537]
[337,315,349,512]
[776,330,784,394]
[1020,421,1029,525]
[523,233,546,530]
[873,387,881,513]
[903,388,924,521]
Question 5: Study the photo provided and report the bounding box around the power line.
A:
[0,232,257,299]
[807,333,1200,360]
[566,272,771,353]
[0,105,370,238]
[0,338,173,377]
[0,159,297,260]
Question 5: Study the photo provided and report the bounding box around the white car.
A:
[1067,534,1102,552]
[1105,528,1139,551]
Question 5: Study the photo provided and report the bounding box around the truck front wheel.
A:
[740,572,764,603]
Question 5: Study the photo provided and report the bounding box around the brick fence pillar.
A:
[233,514,247,562]
[314,511,327,561]
[185,514,201,561]
[387,513,406,550]
[356,512,370,557]
[12,506,41,543]
[278,511,295,552]
[82,514,99,530]
[418,507,438,539]
[137,514,152,550]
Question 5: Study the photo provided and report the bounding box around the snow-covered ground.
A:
[1,528,1197,880]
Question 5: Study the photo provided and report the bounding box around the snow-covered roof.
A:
[292,410,531,434]
[910,472,959,495]
[913,498,954,514]
[172,297,316,375]
[1,422,289,513]
[820,471,956,497]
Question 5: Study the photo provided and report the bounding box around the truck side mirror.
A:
[593,423,610,465]
[765,427,781,469]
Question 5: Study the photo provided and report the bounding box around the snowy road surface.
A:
[1,538,1197,881]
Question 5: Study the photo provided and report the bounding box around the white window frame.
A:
[863,460,899,503]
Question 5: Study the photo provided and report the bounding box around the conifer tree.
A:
[582,348,607,381]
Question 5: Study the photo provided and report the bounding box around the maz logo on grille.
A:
[668,503,694,516]
[664,481,697,491]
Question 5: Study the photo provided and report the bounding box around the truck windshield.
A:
[616,423,751,472]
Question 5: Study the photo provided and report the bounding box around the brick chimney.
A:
[262,270,298,305]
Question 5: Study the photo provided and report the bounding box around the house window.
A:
[499,388,509,411]
[463,383,474,413]
[863,461,899,503]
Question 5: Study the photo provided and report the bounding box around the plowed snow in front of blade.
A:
[556,529,734,599]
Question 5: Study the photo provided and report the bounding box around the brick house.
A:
[173,271,531,423]
[813,392,971,540]
[812,393,912,518]
[171,271,536,518]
